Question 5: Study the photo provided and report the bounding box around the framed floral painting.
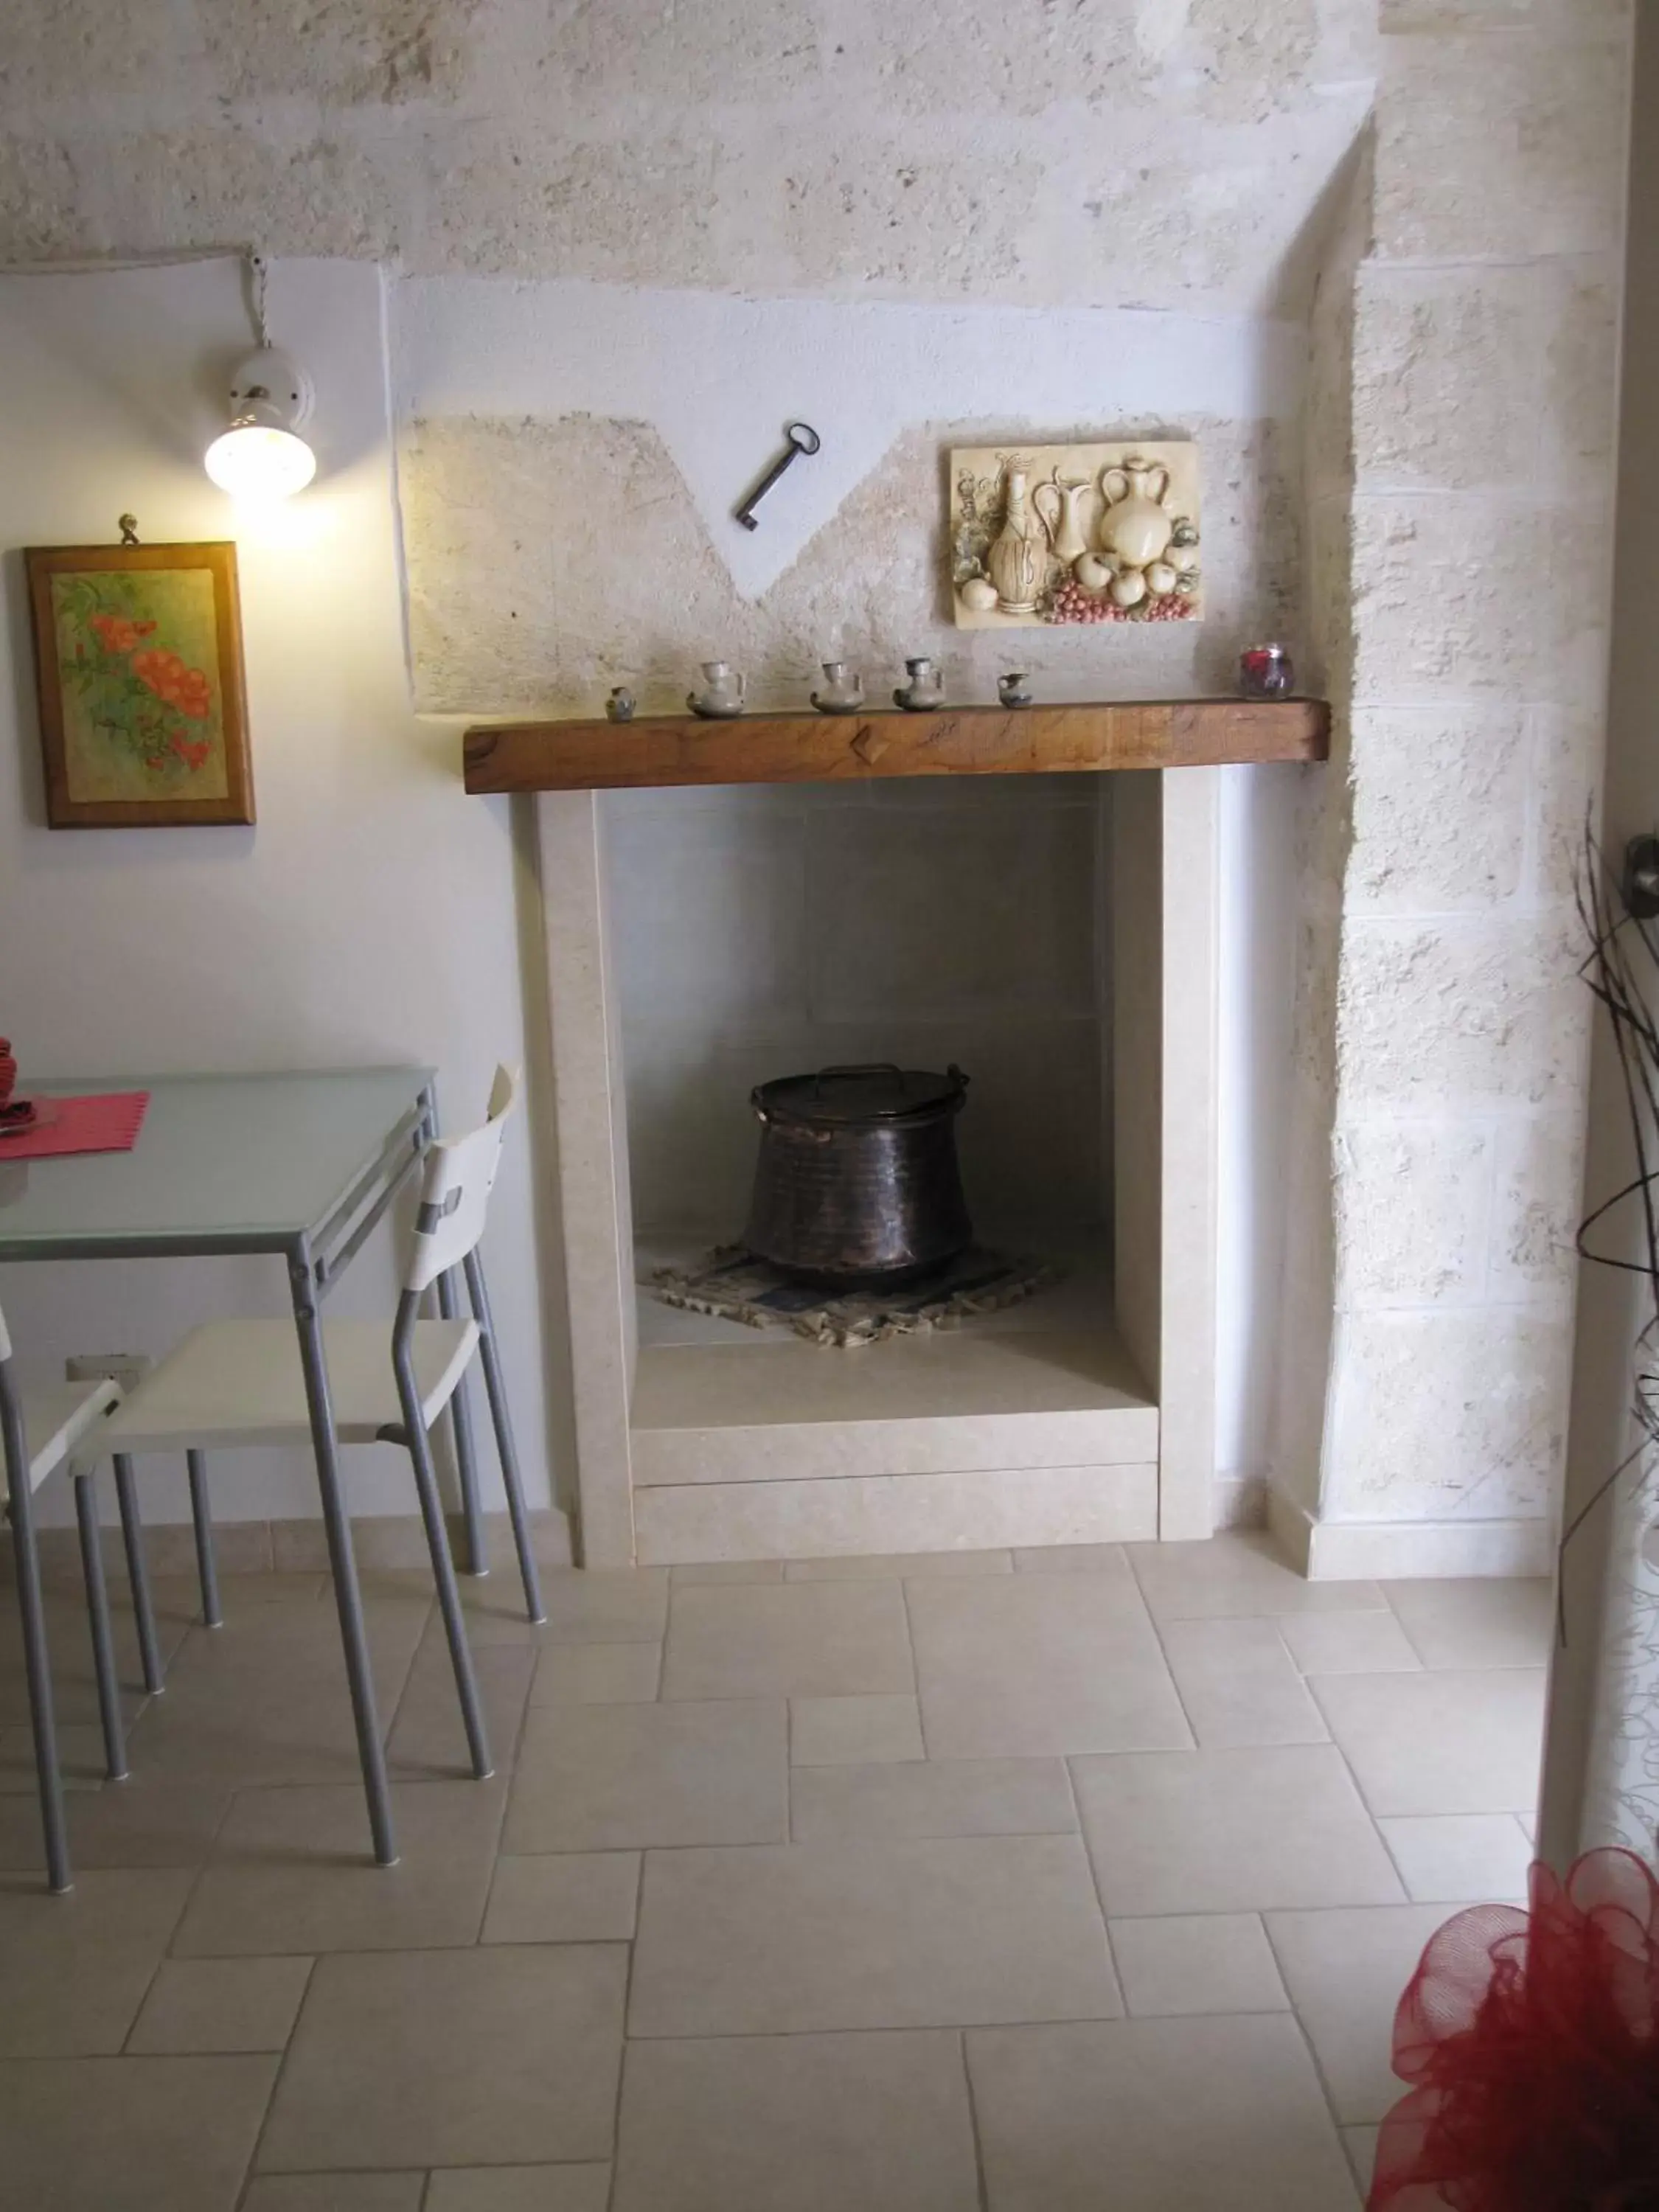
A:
[25,541,254,827]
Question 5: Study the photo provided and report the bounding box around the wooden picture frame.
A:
[25,541,254,828]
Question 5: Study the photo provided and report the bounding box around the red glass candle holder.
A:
[1239,644,1294,699]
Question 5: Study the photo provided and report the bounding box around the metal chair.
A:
[89,1064,545,1787]
[0,1315,139,1889]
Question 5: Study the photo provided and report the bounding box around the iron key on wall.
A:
[734,422,821,531]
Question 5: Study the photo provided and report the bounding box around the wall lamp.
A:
[204,258,316,500]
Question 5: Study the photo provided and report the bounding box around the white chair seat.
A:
[16,1379,122,1492]
[99,1318,481,1454]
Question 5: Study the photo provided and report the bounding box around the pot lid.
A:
[754,1062,969,1124]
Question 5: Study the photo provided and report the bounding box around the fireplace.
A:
[535,758,1225,1568]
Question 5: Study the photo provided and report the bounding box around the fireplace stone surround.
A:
[538,768,1222,1568]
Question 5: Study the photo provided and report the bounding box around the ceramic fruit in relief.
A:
[49,567,228,799]
[949,440,1202,630]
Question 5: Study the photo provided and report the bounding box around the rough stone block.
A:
[101,126,404,262]
[1380,1,1628,29]
[1349,495,1609,705]
[1338,912,1588,1111]
[526,0,821,104]
[1324,1307,1571,1520]
[1354,265,1543,491]
[1539,263,1621,498]
[1488,1111,1585,1308]
[0,139,84,262]
[1528,706,1604,905]
[1067,128,1374,318]
[773,142,1043,299]
[418,132,726,284]
[1305,495,1354,700]
[824,0,1140,116]
[1347,706,1528,911]
[1373,30,1630,262]
[0,4,212,110]
[1334,1119,1494,1307]
[204,0,484,105]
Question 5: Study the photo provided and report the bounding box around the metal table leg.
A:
[0,1363,71,1891]
[421,1084,487,1577]
[288,1240,397,1866]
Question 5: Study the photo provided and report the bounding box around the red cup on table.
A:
[0,1040,15,1111]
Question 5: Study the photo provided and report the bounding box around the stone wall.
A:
[1274,7,1631,1571]
[0,3,1374,313]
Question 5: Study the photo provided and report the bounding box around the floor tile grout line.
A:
[607,1861,647,2212]
[621,2006,1164,2044]
[1298,1671,1420,1882]
[1372,1812,1419,1905]
[896,1578,934,1758]
[1137,1596,1203,1755]
[1272,1949,1366,2180]
[234,1950,320,2207]
[161,1777,242,1964]
[1060,1756,1124,2011]
[959,2028,993,2212]
[1379,1587,1436,1669]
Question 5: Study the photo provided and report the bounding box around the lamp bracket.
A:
[227,347,313,431]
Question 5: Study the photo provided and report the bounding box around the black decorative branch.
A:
[1559,823,1659,1641]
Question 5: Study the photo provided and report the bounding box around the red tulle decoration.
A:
[1369,1848,1659,2209]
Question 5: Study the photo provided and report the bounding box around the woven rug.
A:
[642,1244,1060,1348]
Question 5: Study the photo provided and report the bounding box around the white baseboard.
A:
[1267,1484,1554,1580]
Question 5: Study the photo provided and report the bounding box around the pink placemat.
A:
[0,1091,150,1161]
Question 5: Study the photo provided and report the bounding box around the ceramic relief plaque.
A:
[950,439,1202,630]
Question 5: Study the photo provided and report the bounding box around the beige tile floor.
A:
[0,1535,1551,2211]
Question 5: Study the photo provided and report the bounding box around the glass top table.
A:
[0,1065,484,1889]
[0,1069,436,1258]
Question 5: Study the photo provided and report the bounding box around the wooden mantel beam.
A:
[461,698,1330,796]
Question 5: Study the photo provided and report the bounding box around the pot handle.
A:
[811,1062,905,1096]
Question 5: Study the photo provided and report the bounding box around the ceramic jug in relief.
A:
[1099,459,1174,571]
[1032,472,1093,567]
[987,465,1048,615]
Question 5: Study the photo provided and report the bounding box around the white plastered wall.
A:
[0,258,558,1536]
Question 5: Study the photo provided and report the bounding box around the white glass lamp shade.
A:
[204,347,316,499]
[204,416,316,498]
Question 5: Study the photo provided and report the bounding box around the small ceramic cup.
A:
[688,661,746,717]
[605,686,636,723]
[0,1040,14,1110]
[894,656,944,712]
[998,672,1034,709]
[811,661,865,714]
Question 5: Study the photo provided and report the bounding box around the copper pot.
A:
[743,1063,972,1285]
